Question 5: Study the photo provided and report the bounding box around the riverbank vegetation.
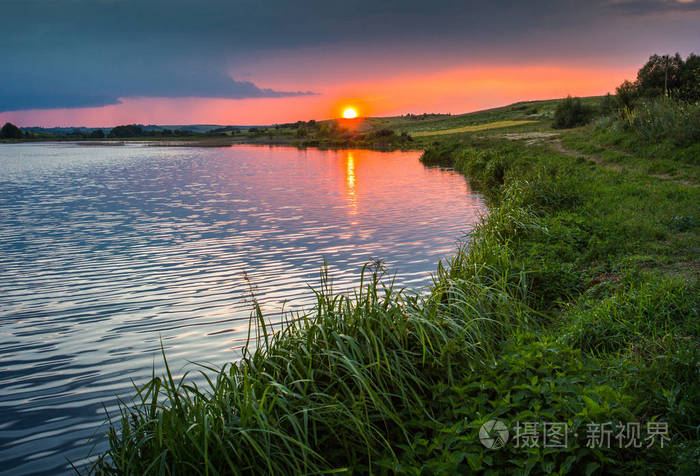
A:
[91,53,698,474]
[93,140,698,473]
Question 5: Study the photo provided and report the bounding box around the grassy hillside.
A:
[93,96,698,474]
[1,97,600,148]
[221,96,604,149]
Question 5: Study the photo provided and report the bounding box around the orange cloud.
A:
[0,62,635,127]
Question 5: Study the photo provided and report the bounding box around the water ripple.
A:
[0,143,486,474]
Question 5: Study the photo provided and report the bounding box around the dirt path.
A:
[548,138,626,172]
[551,138,696,186]
[499,132,694,186]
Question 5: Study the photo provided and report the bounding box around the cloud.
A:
[1,0,698,113]
[608,0,700,14]
[0,73,315,112]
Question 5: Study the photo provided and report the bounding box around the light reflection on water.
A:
[0,143,486,474]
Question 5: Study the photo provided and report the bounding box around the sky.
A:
[1,0,698,127]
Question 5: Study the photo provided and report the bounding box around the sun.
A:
[342,107,358,119]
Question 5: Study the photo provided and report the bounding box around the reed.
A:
[93,248,534,474]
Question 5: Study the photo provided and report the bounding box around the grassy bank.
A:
[93,106,698,474]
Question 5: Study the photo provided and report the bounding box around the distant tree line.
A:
[1,122,233,140]
[61,129,105,139]
[403,113,452,120]
[106,125,225,138]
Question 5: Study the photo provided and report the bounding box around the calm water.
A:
[0,143,486,474]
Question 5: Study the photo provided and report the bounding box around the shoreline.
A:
[92,125,699,473]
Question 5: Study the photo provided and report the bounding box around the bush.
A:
[450,147,513,190]
[369,128,395,139]
[108,124,143,138]
[617,98,700,146]
[552,97,594,129]
[593,116,614,131]
[599,93,616,116]
[0,122,23,139]
[420,142,461,167]
[678,53,700,102]
[616,80,639,110]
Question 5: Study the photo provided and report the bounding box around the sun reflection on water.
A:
[346,151,357,215]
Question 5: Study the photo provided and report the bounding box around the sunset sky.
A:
[1,0,699,127]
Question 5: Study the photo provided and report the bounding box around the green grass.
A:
[411,120,537,137]
[92,102,699,474]
[561,124,700,184]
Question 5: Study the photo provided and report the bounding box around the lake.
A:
[0,143,486,474]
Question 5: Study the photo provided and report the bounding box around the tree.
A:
[616,80,639,109]
[614,52,699,109]
[678,53,700,102]
[90,129,105,138]
[0,122,23,139]
[636,53,683,98]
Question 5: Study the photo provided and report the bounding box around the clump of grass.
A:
[454,147,509,189]
[617,98,700,146]
[419,141,461,167]
[559,278,698,354]
[93,260,519,474]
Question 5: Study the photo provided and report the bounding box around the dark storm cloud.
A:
[1,0,697,111]
[609,0,700,14]
[0,78,314,112]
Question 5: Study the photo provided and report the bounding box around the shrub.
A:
[552,97,594,129]
[593,116,614,131]
[618,98,700,146]
[616,80,640,110]
[454,147,511,189]
[678,53,700,102]
[108,124,143,138]
[0,122,23,139]
[420,142,461,167]
[369,128,395,138]
[599,93,616,116]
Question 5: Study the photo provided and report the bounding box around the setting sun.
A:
[342,107,358,119]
